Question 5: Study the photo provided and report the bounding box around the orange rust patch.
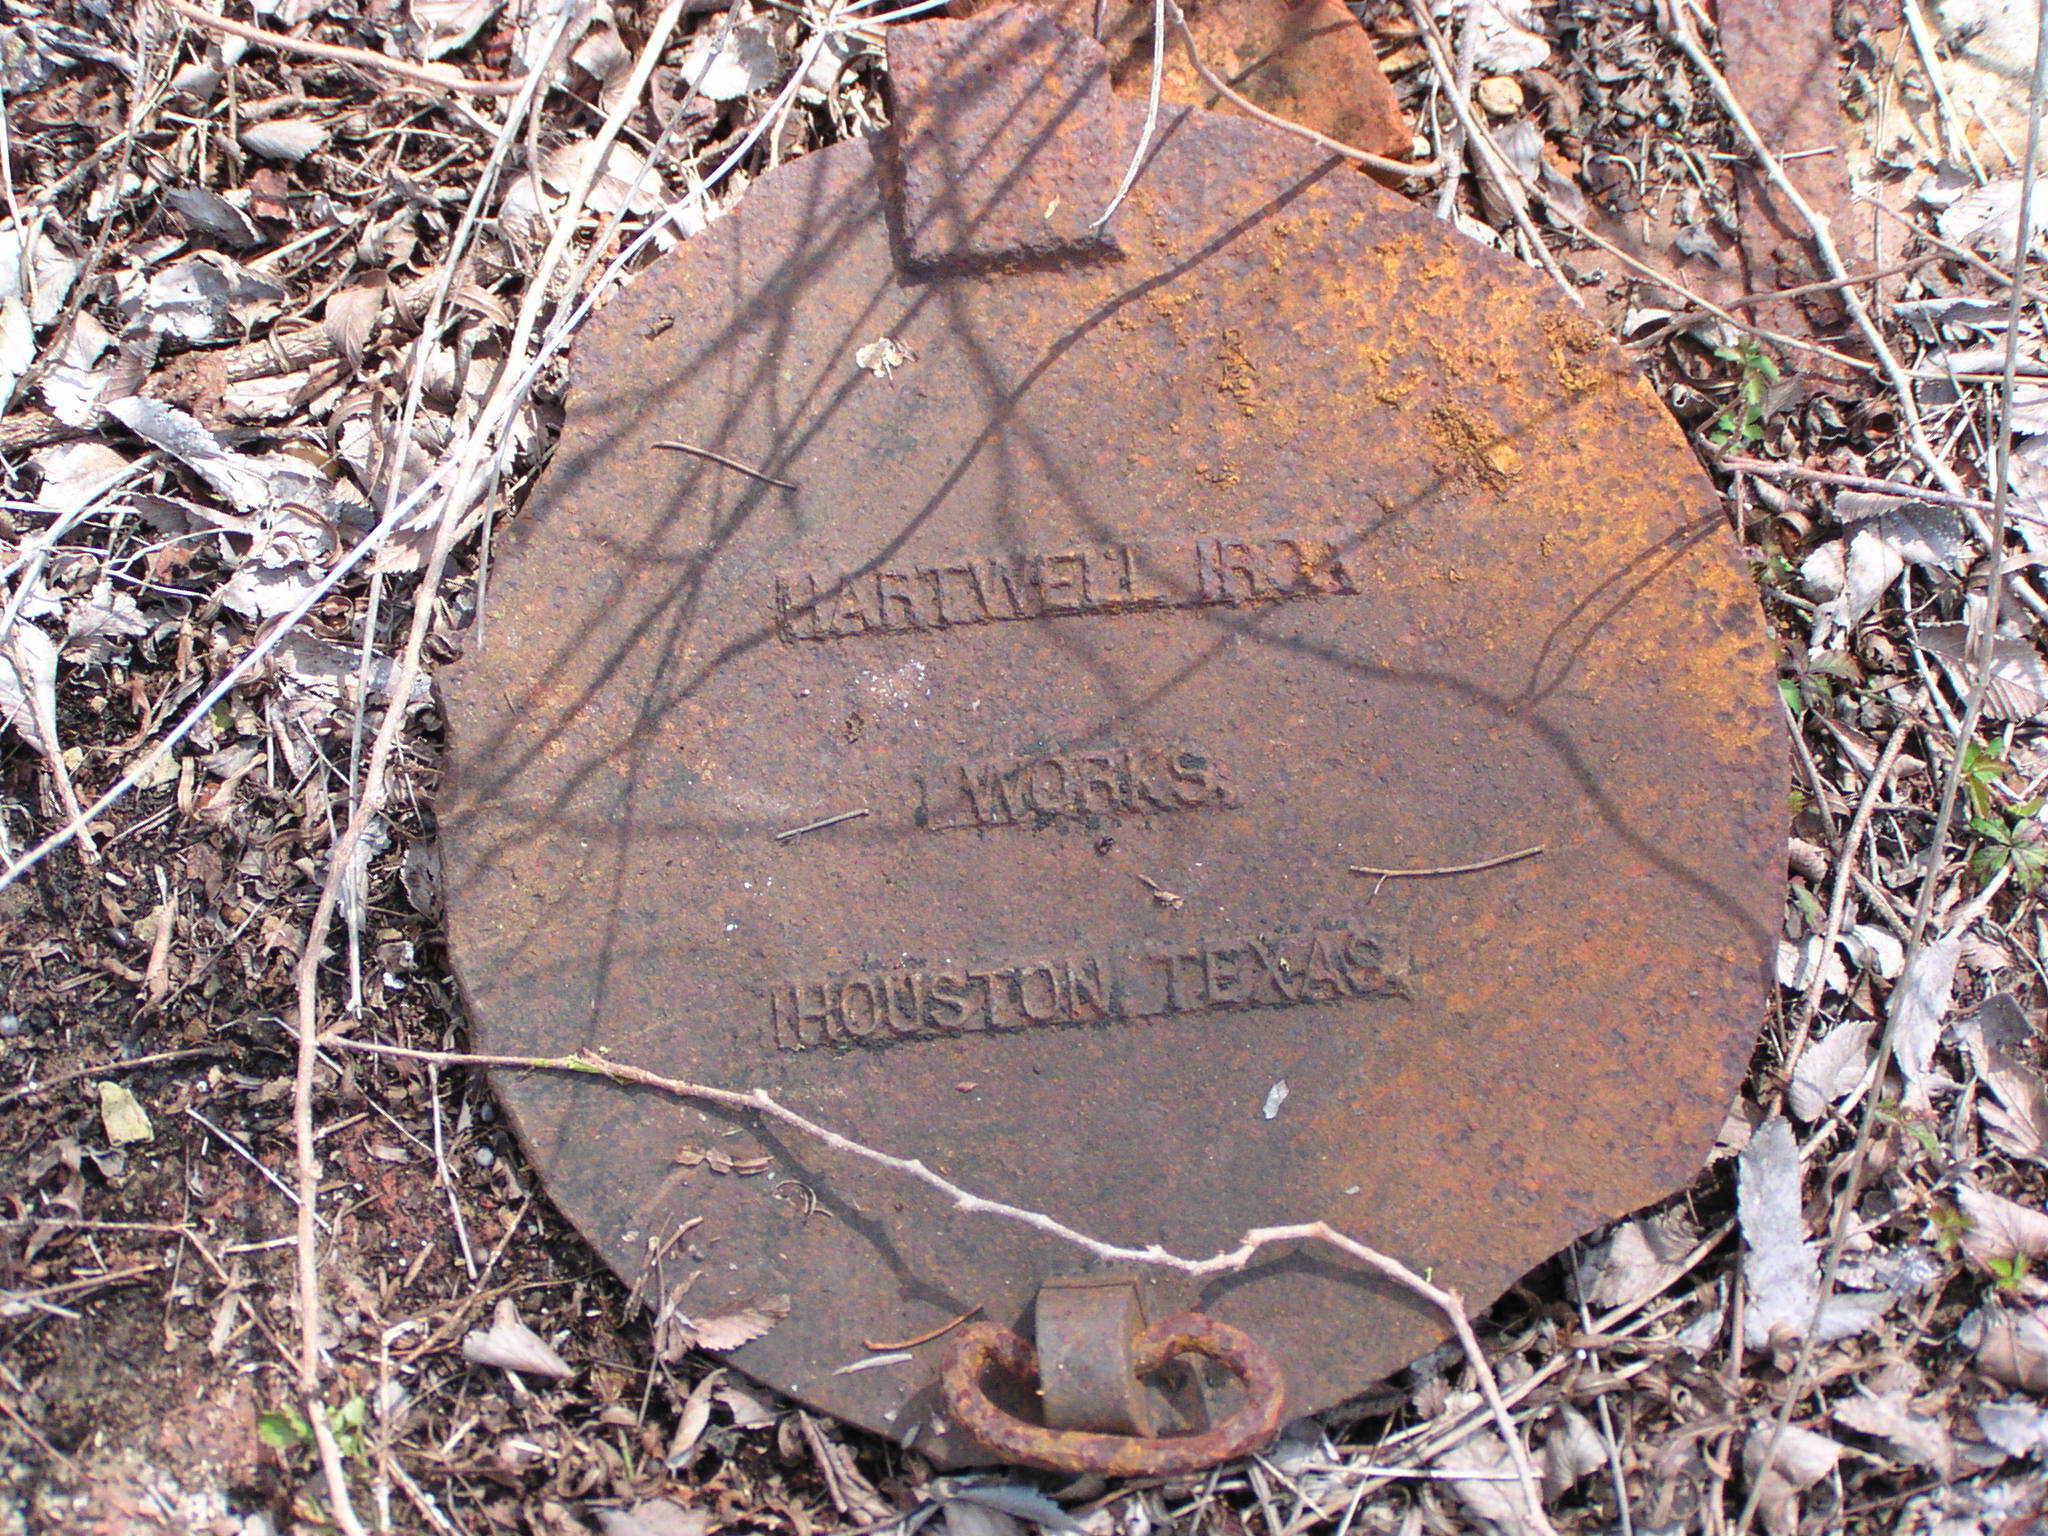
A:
[1215,327,1259,416]
[1542,313,1618,396]
[1374,371,1422,406]
[1426,404,1521,492]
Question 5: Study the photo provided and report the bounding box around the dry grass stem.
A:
[1779,722,1912,1076]
[1166,1,1437,181]
[1349,844,1546,878]
[282,12,681,1530]
[327,1031,1555,1532]
[1404,0,1580,303]
[1735,4,2048,1526]
[153,0,525,96]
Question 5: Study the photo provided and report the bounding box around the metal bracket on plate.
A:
[1037,1274,1156,1437]
[878,6,1131,272]
[941,1277,1287,1475]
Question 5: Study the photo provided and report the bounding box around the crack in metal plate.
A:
[439,55,1786,1465]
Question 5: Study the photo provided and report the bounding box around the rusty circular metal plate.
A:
[439,71,1785,1463]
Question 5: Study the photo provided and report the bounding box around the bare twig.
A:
[862,1306,981,1351]
[325,1034,1556,1533]
[1734,5,2048,1532]
[1408,16,1911,399]
[654,440,799,490]
[0,1047,224,1104]
[1657,4,1963,500]
[0,4,846,900]
[0,1358,73,1469]
[1349,845,1545,878]
[186,1106,333,1232]
[1431,0,1480,217]
[309,1408,369,1536]
[1715,456,1996,513]
[428,1063,479,1281]
[1616,253,1939,349]
[1903,0,1986,180]
[152,0,525,96]
[1719,255,1937,309]
[0,1259,165,1306]
[1862,193,2048,309]
[275,30,579,1536]
[1563,214,1878,375]
[1092,0,1168,229]
[1404,0,1581,305]
[774,807,871,840]
[1166,1,1435,182]
[1779,723,1910,1080]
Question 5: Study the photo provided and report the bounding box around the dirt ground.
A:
[9,0,2048,1532]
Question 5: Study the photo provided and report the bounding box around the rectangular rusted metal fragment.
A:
[1716,0,1871,353]
[881,8,1127,270]
[951,0,1411,168]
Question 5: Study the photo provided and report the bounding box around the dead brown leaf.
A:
[323,274,388,375]
[462,1297,573,1379]
[1963,1302,2048,1393]
[694,1295,791,1353]
[1957,994,2048,1164]
[1954,1185,2048,1271]
[1743,1423,1841,1536]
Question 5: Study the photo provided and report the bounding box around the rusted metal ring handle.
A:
[941,1313,1286,1475]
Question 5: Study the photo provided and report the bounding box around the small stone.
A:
[474,1146,495,1168]
[0,1014,21,1037]
[1477,76,1525,118]
[99,1082,155,1145]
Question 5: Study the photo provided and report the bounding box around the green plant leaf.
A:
[1969,814,2012,843]
[258,1407,310,1453]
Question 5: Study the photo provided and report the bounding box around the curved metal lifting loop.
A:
[940,1313,1287,1476]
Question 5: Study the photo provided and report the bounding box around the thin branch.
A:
[1714,457,1996,514]
[188,1106,332,1231]
[325,1035,1555,1533]
[309,1408,369,1536]
[152,0,525,97]
[1350,845,1545,879]
[0,8,843,899]
[862,1306,981,1352]
[1409,0,1581,307]
[1663,11,2048,630]
[1657,4,1964,500]
[285,0,669,1395]
[1779,722,1910,1080]
[1431,0,1481,218]
[274,30,575,1536]
[1365,9,1902,378]
[1709,254,1933,310]
[1091,0,1167,229]
[1862,193,2048,309]
[1404,0,1581,305]
[1166,1,1436,182]
[774,807,871,840]
[1564,214,1878,374]
[1734,3,2048,1531]
[1903,0,1986,181]
[654,440,798,491]
[0,1047,225,1104]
